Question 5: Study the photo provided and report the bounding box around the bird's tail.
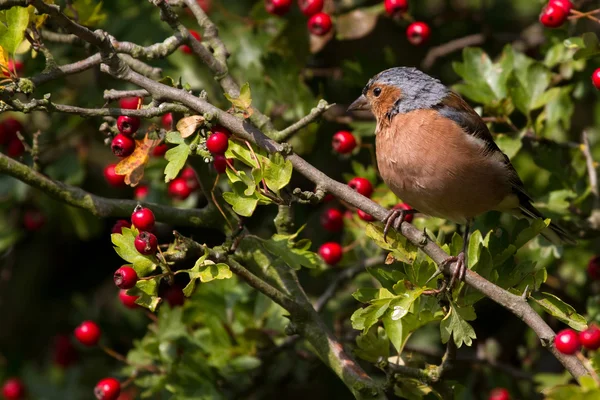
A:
[518,200,576,245]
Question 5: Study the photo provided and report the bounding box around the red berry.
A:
[162,284,186,306]
[489,388,510,400]
[53,334,78,368]
[308,12,333,36]
[406,22,431,45]
[181,166,199,190]
[119,97,141,110]
[152,143,169,157]
[0,118,22,145]
[550,0,572,14]
[211,125,231,137]
[111,134,135,158]
[554,329,581,354]
[5,59,24,77]
[131,206,155,231]
[540,3,568,28]
[114,266,138,289]
[119,289,139,309]
[265,0,291,16]
[162,113,173,130]
[74,321,101,346]
[588,255,600,279]
[580,325,600,350]
[6,138,25,158]
[384,0,409,16]
[319,242,343,265]
[111,219,131,234]
[298,0,323,17]
[348,177,373,197]
[323,193,335,202]
[206,132,229,154]
[180,30,202,54]
[103,164,126,187]
[134,231,158,255]
[134,185,149,200]
[168,177,193,200]
[592,69,600,91]
[357,209,375,221]
[320,208,344,232]
[2,378,25,400]
[116,115,141,136]
[332,130,357,154]
[394,202,414,223]
[94,377,121,400]
[213,154,232,174]
[23,209,45,231]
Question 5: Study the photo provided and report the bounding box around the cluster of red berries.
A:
[111,98,142,159]
[554,325,600,355]
[206,125,233,174]
[266,0,333,37]
[0,117,26,158]
[169,166,200,200]
[383,1,431,46]
[539,0,572,28]
[130,206,159,255]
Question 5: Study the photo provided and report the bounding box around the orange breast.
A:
[375,109,512,224]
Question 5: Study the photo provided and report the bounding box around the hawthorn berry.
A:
[357,209,375,221]
[488,388,510,400]
[162,284,186,306]
[119,289,139,309]
[592,69,600,90]
[180,30,202,54]
[5,59,24,77]
[308,12,333,36]
[181,166,199,190]
[211,125,231,137]
[588,255,600,279]
[111,219,131,234]
[134,231,158,255]
[206,132,229,154]
[265,0,291,16]
[103,164,126,187]
[213,154,232,174]
[111,134,135,158]
[406,22,431,45]
[168,177,193,200]
[162,113,173,130]
[580,325,600,350]
[134,185,149,200]
[131,206,155,231]
[384,0,409,17]
[539,3,568,28]
[119,97,141,110]
[298,0,323,17]
[23,209,46,231]
[114,266,138,289]
[152,143,169,157]
[6,138,25,158]
[116,115,141,136]
[74,320,101,346]
[320,208,344,232]
[2,378,25,400]
[394,202,414,223]
[53,334,78,368]
[94,377,121,400]
[319,242,343,265]
[554,329,581,354]
[348,177,373,197]
[332,131,357,154]
[550,0,572,14]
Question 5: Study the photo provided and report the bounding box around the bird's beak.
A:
[347,94,370,112]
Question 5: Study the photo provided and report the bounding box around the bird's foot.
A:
[423,252,466,295]
[382,208,415,242]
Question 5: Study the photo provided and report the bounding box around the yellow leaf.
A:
[0,47,8,75]
[176,115,204,138]
[115,135,161,186]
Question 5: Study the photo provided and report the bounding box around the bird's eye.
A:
[373,87,382,97]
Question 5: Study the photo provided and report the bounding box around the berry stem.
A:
[101,345,128,363]
[210,174,234,231]
[155,247,175,284]
[568,9,600,23]
[575,351,600,384]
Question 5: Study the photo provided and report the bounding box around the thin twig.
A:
[582,130,599,209]
[422,34,485,70]
[274,100,334,142]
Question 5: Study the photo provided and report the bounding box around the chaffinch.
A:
[348,67,574,288]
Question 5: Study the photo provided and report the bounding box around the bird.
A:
[347,67,574,289]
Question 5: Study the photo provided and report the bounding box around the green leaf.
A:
[352,288,379,303]
[0,6,29,54]
[440,302,477,348]
[261,230,320,270]
[263,153,292,194]
[224,140,259,167]
[136,278,159,296]
[573,32,600,60]
[508,62,551,115]
[181,251,233,296]
[164,143,191,182]
[365,223,417,264]
[495,134,522,159]
[388,283,424,321]
[532,292,588,331]
[111,228,156,276]
[66,0,107,26]
[224,82,253,114]
[351,298,392,332]
[514,218,551,249]
[131,289,161,312]
[223,182,260,217]
[354,326,389,363]
[157,306,187,341]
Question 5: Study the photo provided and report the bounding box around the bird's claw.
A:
[423,252,466,295]
[382,209,406,243]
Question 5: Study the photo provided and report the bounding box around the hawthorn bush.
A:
[1,0,600,399]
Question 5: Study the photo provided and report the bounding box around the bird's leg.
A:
[382,208,417,242]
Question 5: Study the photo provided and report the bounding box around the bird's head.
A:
[347,67,449,122]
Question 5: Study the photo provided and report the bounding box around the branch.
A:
[0,153,225,230]
[582,130,599,209]
[421,34,486,70]
[273,99,334,142]
[103,89,151,102]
